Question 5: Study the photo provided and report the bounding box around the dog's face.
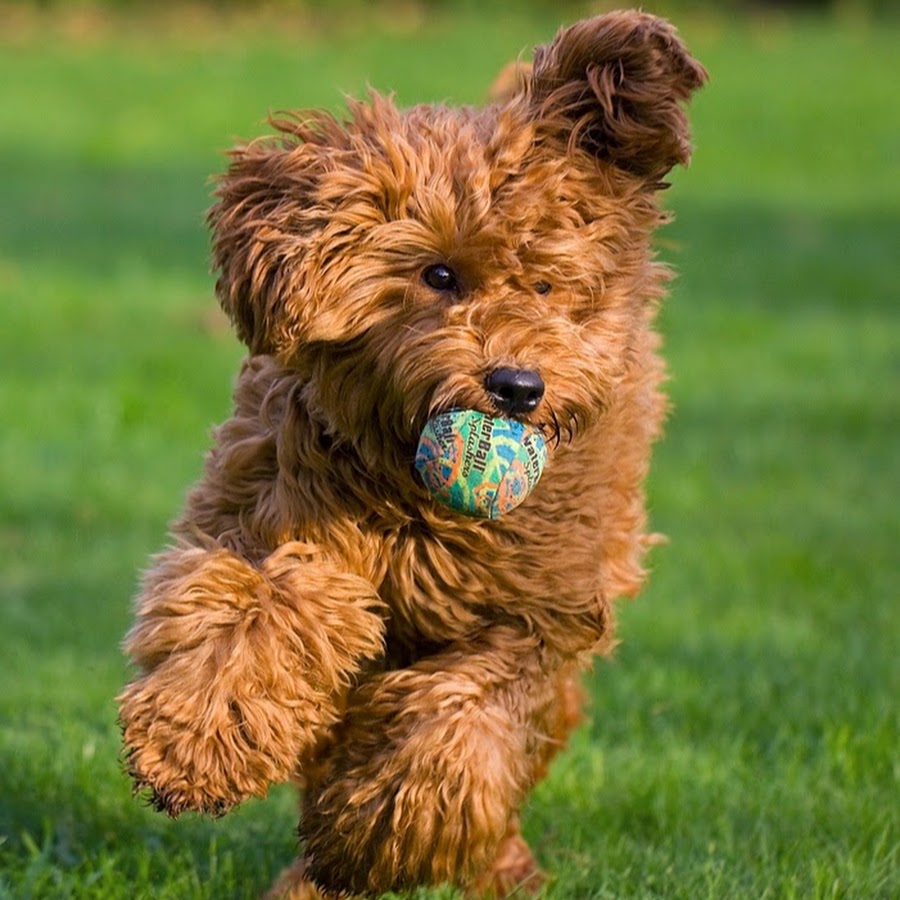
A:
[210,12,705,467]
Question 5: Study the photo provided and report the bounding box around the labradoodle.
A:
[119,10,706,897]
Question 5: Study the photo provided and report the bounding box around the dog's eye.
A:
[422,264,459,292]
[535,280,552,295]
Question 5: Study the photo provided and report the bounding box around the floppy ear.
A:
[208,116,340,354]
[530,10,707,185]
[488,60,533,104]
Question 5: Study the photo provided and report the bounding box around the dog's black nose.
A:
[485,367,545,415]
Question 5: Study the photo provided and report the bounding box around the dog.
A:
[118,10,705,897]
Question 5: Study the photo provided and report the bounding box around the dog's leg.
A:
[118,540,384,816]
[274,817,546,899]
[298,628,565,896]
[472,668,585,898]
[469,816,543,898]
[263,857,332,900]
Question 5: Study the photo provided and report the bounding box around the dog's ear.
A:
[208,116,341,354]
[488,60,533,104]
[529,11,707,185]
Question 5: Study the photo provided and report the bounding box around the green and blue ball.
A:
[415,409,547,519]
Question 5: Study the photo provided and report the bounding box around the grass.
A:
[1,5,898,898]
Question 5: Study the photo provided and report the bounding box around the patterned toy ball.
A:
[415,410,547,519]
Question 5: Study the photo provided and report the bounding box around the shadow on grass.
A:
[668,196,898,315]
[0,151,212,277]
[2,147,898,318]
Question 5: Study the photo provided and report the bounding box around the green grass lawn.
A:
[1,5,897,898]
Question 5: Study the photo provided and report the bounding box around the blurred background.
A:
[1,1,897,898]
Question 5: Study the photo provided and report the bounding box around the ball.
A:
[415,409,547,519]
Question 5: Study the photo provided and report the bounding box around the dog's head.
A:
[209,11,705,470]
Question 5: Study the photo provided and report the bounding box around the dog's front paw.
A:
[119,541,387,816]
[119,650,319,816]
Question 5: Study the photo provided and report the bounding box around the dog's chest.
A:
[376,512,604,648]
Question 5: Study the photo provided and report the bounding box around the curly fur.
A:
[118,10,705,897]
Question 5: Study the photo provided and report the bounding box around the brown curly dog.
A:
[118,10,706,898]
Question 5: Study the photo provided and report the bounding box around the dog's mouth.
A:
[536,407,581,447]
[416,365,592,453]
[422,396,578,451]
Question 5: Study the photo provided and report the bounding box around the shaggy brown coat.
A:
[118,10,706,898]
